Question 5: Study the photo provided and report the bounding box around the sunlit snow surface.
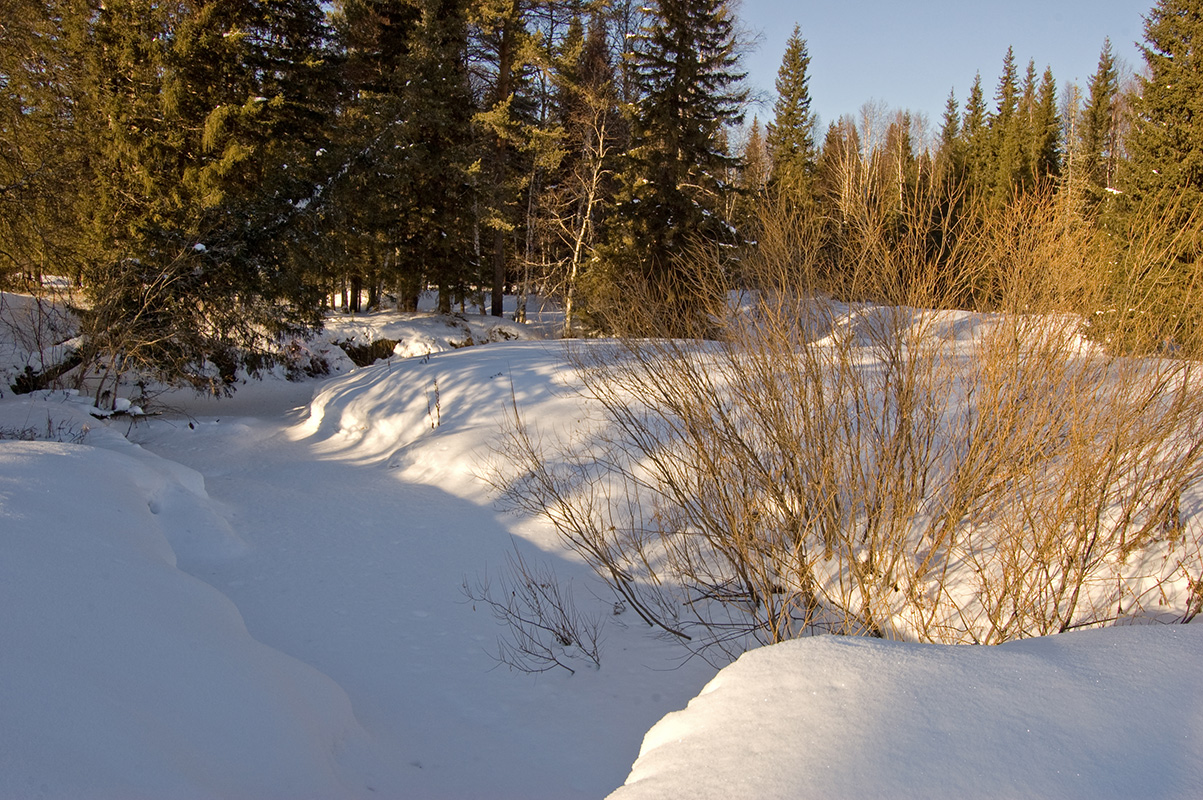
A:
[611,627,1203,799]
[0,295,1200,798]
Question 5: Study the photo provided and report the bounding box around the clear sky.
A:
[737,0,1152,136]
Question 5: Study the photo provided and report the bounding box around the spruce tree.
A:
[1124,0,1203,207]
[961,73,990,196]
[1118,0,1203,350]
[0,0,94,286]
[1078,38,1120,205]
[989,47,1024,204]
[1016,59,1038,188]
[766,24,816,193]
[401,0,479,313]
[327,0,423,311]
[936,89,962,180]
[77,0,336,399]
[742,117,771,195]
[603,0,747,328]
[1028,66,1061,185]
[471,0,538,316]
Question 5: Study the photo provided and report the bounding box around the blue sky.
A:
[737,0,1152,134]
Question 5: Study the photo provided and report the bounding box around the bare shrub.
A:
[492,184,1203,659]
[0,414,89,444]
[464,546,604,675]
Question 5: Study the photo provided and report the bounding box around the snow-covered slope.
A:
[610,626,1203,800]
[1,297,1200,799]
[0,437,379,799]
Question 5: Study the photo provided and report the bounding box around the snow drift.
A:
[610,626,1203,800]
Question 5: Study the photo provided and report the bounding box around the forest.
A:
[2,0,1203,395]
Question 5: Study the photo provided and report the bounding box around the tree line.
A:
[1,0,1201,393]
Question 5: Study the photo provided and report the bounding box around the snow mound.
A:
[299,340,578,488]
[322,310,532,363]
[610,626,1203,800]
[0,440,379,798]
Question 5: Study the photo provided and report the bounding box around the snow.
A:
[0,291,1200,798]
[610,627,1203,799]
[0,440,374,799]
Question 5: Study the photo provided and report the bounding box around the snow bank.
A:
[610,626,1203,799]
[300,340,579,489]
[322,309,531,361]
[0,433,379,798]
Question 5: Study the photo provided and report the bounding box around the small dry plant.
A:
[492,183,1203,660]
[464,546,604,675]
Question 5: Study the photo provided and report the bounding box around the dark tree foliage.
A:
[1078,38,1121,206]
[325,0,422,311]
[989,47,1024,205]
[766,24,815,192]
[470,0,540,316]
[1124,0,1203,208]
[402,0,480,313]
[72,0,338,398]
[0,0,95,287]
[602,0,747,329]
[1027,66,1061,185]
[961,73,990,195]
[936,89,962,181]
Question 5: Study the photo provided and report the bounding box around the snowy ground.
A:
[1,293,1201,798]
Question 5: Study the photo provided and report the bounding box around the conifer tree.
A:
[1078,38,1120,204]
[766,24,816,193]
[1029,67,1062,184]
[1116,0,1203,349]
[742,117,771,195]
[471,0,538,316]
[1124,0,1203,207]
[602,0,747,327]
[989,47,1024,204]
[732,116,769,239]
[936,89,962,181]
[0,0,94,286]
[77,0,337,398]
[401,0,479,313]
[961,73,990,196]
[327,0,423,310]
[1016,59,1039,187]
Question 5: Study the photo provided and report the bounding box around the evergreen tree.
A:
[742,117,770,195]
[77,0,337,398]
[1124,0,1203,207]
[961,73,990,196]
[327,0,423,311]
[989,47,1024,204]
[401,0,479,313]
[471,0,538,316]
[1025,66,1061,187]
[1079,38,1120,204]
[936,88,962,181]
[0,0,95,286]
[1116,0,1203,350]
[732,116,768,240]
[766,24,816,192]
[1016,58,1038,188]
[602,0,747,327]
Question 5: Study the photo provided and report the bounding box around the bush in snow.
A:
[494,188,1203,660]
